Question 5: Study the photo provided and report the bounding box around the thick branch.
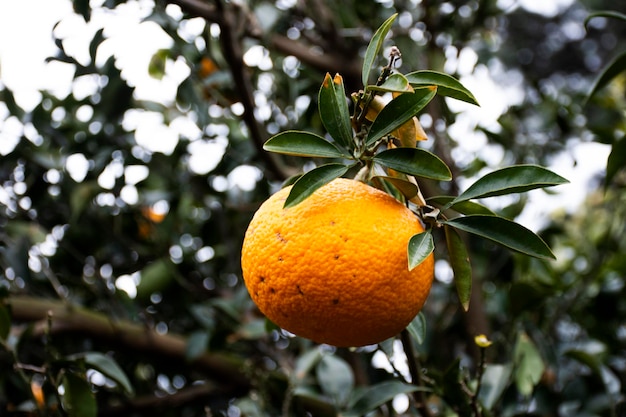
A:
[6,296,251,393]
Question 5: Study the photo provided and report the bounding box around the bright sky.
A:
[0,0,610,231]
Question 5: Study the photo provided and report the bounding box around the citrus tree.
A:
[1,1,625,416]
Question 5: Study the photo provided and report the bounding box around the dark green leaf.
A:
[0,304,9,341]
[186,331,210,361]
[372,176,419,200]
[316,355,355,407]
[449,165,568,207]
[61,372,97,417]
[367,73,410,93]
[587,52,626,101]
[136,259,173,299]
[405,70,479,106]
[263,131,350,158]
[564,349,603,376]
[345,380,427,417]
[584,11,626,30]
[408,230,434,271]
[605,135,626,189]
[443,215,555,260]
[373,148,452,181]
[428,196,496,215]
[319,73,354,149]
[406,312,426,345]
[444,225,472,311]
[284,163,350,208]
[366,89,436,146]
[513,332,545,396]
[70,352,134,395]
[294,348,324,381]
[479,364,513,410]
[362,14,397,87]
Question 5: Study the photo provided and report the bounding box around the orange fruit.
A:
[241,178,434,347]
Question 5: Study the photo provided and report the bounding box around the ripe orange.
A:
[241,178,434,347]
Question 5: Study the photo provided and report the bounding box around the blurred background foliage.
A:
[0,0,625,415]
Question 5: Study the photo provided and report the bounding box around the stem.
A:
[471,347,486,417]
[400,330,433,417]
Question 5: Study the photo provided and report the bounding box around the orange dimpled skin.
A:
[241,178,435,347]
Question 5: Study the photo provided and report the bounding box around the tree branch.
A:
[5,296,251,393]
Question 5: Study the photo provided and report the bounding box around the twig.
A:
[400,329,434,417]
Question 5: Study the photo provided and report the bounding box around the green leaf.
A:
[0,304,9,341]
[449,165,568,207]
[319,73,354,149]
[373,148,452,181]
[148,49,169,80]
[564,349,603,376]
[479,364,513,410]
[372,176,419,200]
[444,225,472,311]
[294,348,324,381]
[367,73,411,93]
[406,312,426,345]
[584,11,626,30]
[443,215,555,260]
[186,331,210,361]
[81,352,134,395]
[405,70,479,106]
[513,332,545,396]
[316,355,355,407]
[284,163,350,208]
[263,131,350,158]
[587,51,626,101]
[428,196,496,215]
[362,14,397,87]
[136,259,173,299]
[366,89,437,146]
[408,230,434,271]
[605,134,626,189]
[345,380,427,417]
[61,372,97,417]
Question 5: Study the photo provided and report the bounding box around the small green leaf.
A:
[444,225,472,311]
[148,49,169,80]
[367,73,411,93]
[428,196,496,215]
[263,131,349,158]
[362,14,398,87]
[345,380,427,417]
[319,73,354,149]
[406,312,426,345]
[316,355,355,407]
[587,51,626,101]
[405,70,479,106]
[605,134,626,189]
[284,163,350,208]
[408,230,434,271]
[372,176,419,200]
[449,165,569,207]
[443,215,555,260]
[366,89,436,146]
[61,372,97,417]
[81,352,134,395]
[564,349,603,376]
[373,148,452,181]
[513,332,545,396]
[186,331,210,361]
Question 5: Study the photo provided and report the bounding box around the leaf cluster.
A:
[263,14,567,310]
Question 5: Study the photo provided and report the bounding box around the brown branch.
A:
[6,296,251,393]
